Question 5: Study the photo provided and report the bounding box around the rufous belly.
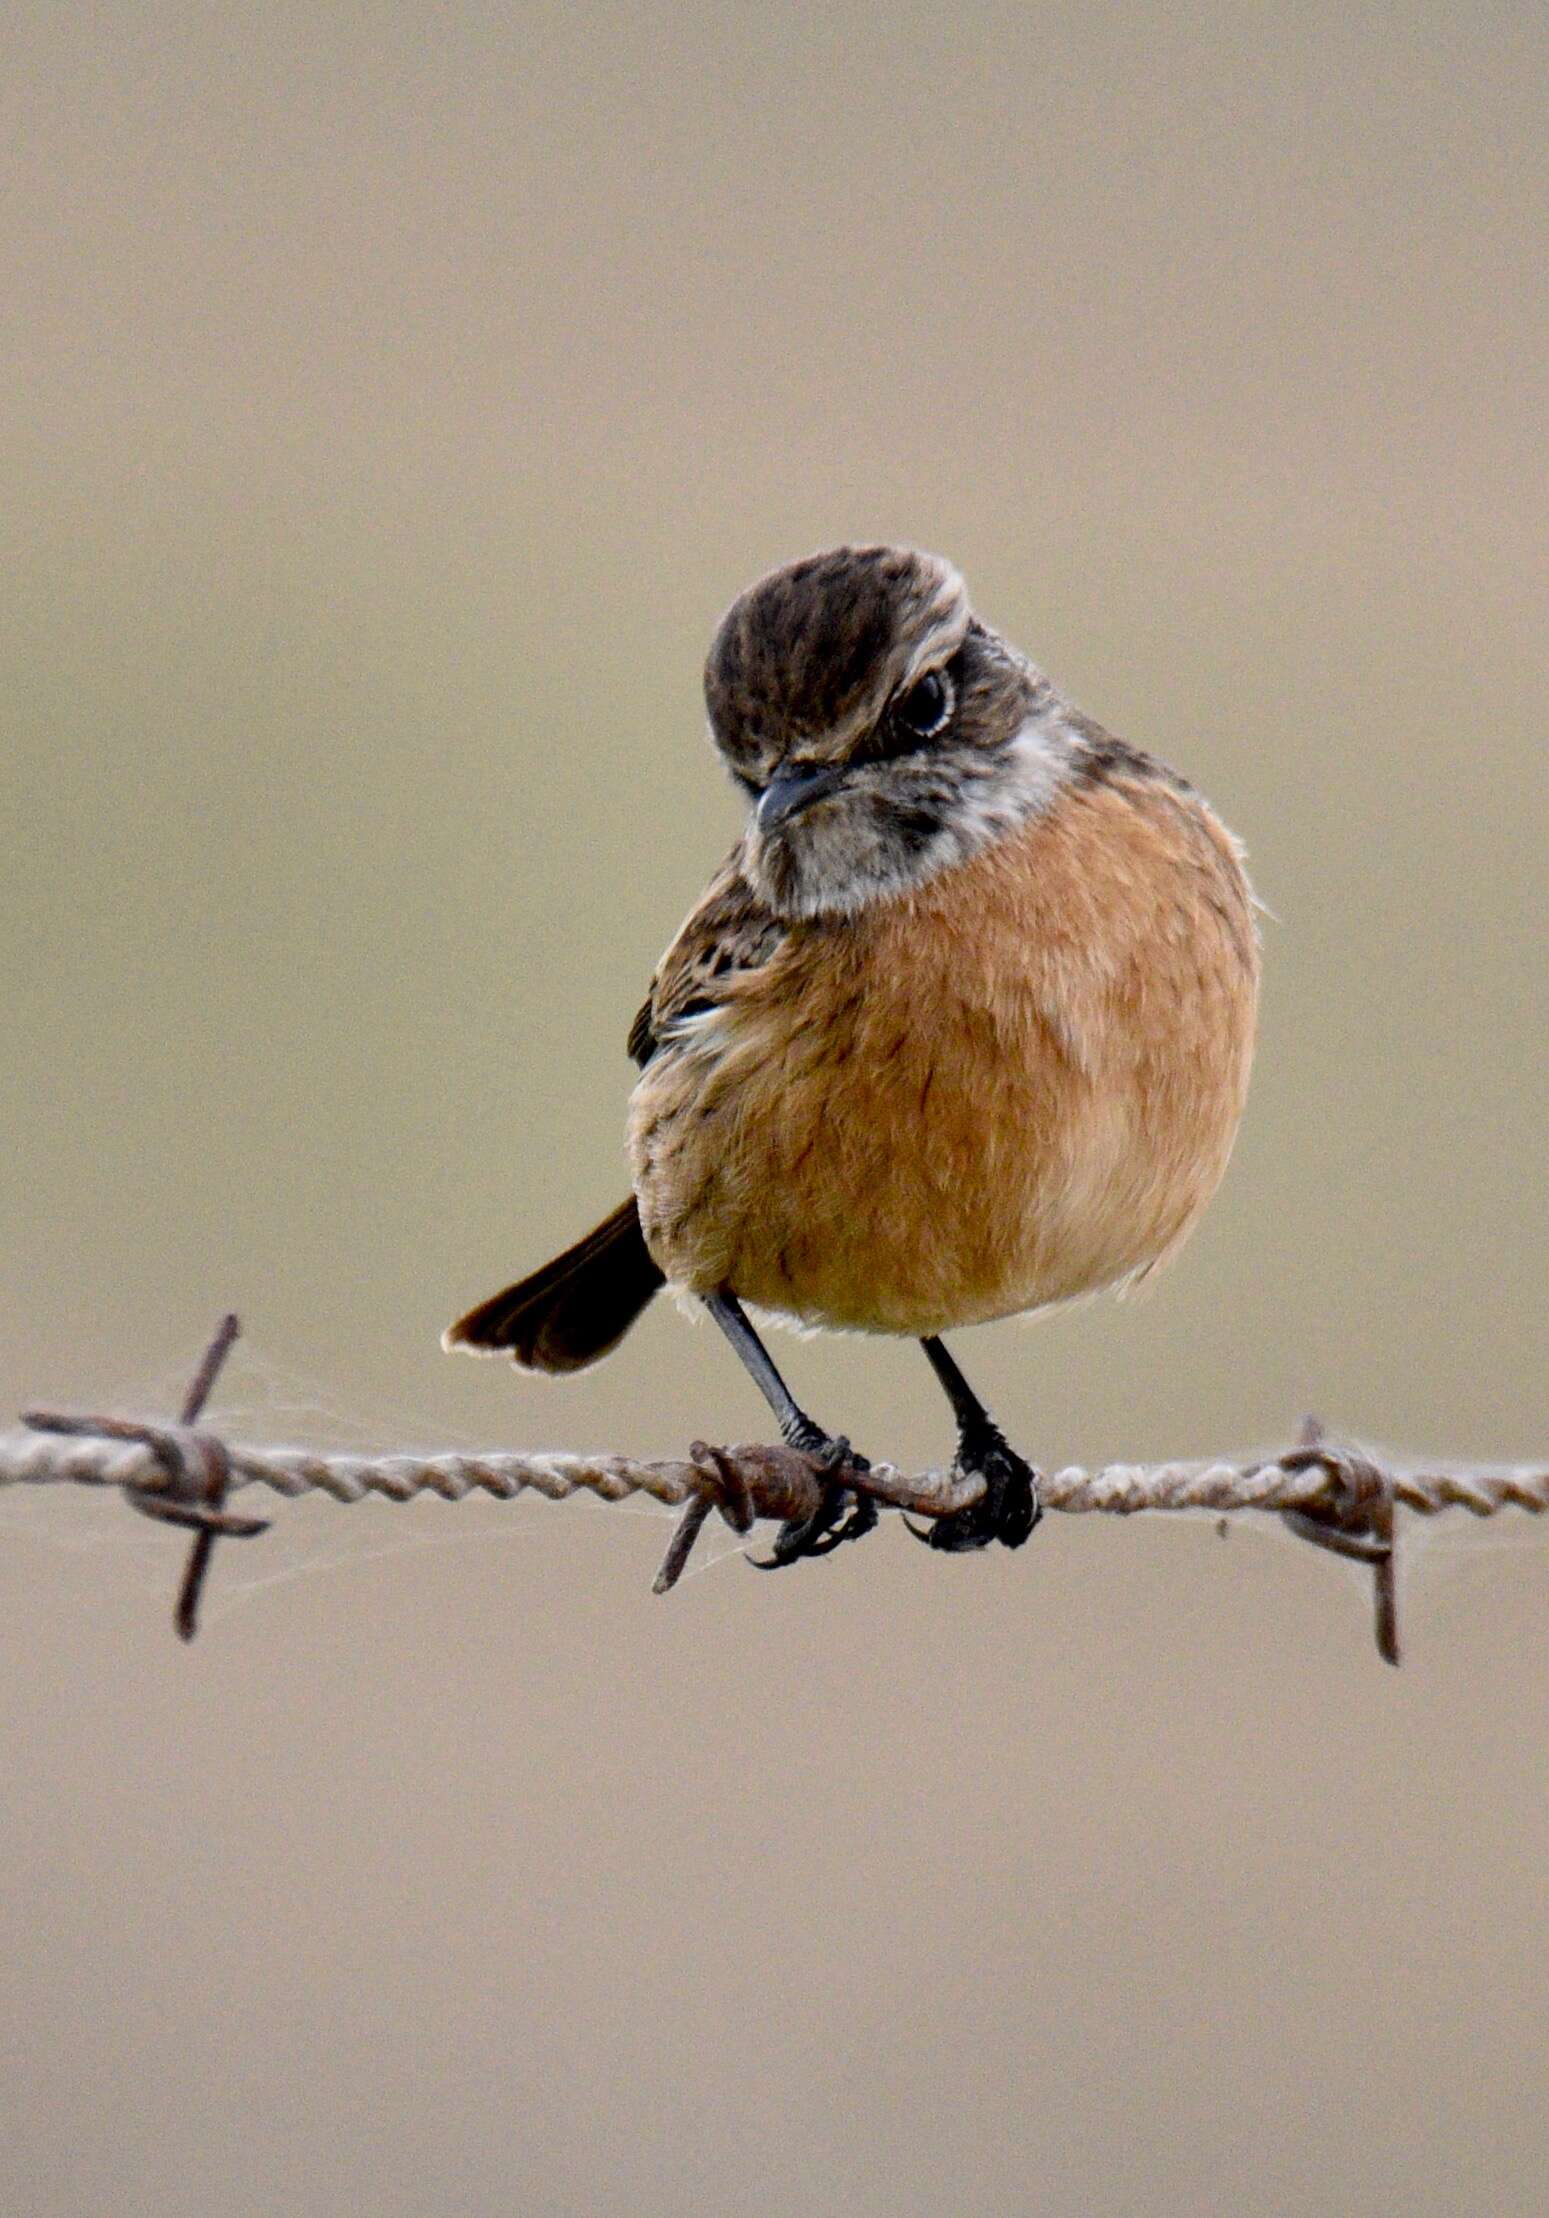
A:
[630,777,1258,1337]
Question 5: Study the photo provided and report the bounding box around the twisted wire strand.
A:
[12,1306,1539,1661]
[3,1429,1545,1522]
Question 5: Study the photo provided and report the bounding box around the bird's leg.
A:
[703,1292,876,1566]
[911,1337,1042,1552]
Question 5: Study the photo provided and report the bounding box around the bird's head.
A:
[703,544,1074,919]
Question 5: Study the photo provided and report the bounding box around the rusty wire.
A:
[6,1317,1546,1661]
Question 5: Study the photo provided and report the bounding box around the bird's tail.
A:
[443,1196,665,1374]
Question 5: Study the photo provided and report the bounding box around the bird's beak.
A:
[756,761,845,834]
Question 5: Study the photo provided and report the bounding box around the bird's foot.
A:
[751,1428,878,1569]
[910,1421,1042,1552]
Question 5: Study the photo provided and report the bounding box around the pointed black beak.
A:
[756,761,845,834]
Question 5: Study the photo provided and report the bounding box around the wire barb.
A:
[21,1312,264,1640]
[1278,1417,1400,1665]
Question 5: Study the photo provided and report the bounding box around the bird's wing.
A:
[628,847,787,1069]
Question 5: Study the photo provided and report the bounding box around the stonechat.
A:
[447,546,1259,1563]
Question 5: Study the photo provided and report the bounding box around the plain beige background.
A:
[3,4,1545,2213]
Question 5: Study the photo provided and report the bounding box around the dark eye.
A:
[891,668,954,742]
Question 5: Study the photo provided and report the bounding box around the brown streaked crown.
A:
[704,545,970,786]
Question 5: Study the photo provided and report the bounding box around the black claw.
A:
[751,1486,843,1568]
[918,1423,1042,1553]
[814,1492,878,1554]
[751,1440,878,1570]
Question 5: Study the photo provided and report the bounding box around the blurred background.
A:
[3,3,1545,2212]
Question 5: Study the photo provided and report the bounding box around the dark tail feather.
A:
[443,1196,665,1374]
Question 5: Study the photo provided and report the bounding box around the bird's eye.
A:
[891,669,954,742]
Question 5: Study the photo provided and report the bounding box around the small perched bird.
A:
[447,546,1259,1563]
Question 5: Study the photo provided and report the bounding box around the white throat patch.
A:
[949,706,1080,858]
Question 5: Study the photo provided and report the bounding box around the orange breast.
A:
[631,777,1258,1336]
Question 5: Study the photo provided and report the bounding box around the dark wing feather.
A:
[629,850,787,1066]
[627,994,658,1069]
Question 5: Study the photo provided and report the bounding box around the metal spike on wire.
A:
[9,1313,1548,1659]
[21,1312,267,1641]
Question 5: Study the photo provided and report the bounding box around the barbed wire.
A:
[6,1316,1545,1661]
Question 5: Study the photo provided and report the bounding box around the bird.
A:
[446,545,1259,1565]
